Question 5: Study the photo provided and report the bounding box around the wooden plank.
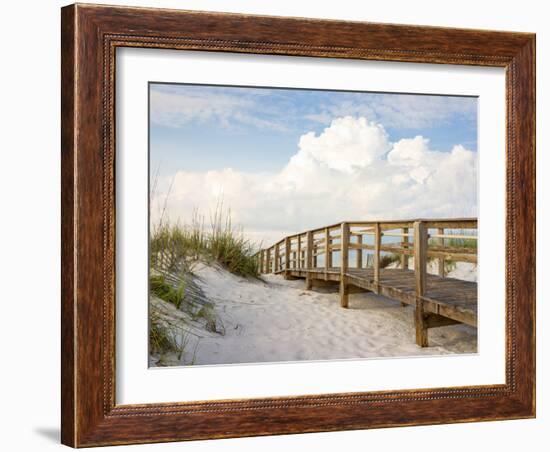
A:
[382,231,413,237]
[425,313,461,329]
[348,222,375,228]
[380,222,414,230]
[424,220,477,229]
[348,243,373,250]
[429,233,478,240]
[428,245,476,254]
[423,297,477,326]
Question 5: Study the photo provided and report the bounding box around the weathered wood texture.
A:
[265,219,477,334]
[287,267,478,326]
[61,3,535,447]
[340,222,350,308]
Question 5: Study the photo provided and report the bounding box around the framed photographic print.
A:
[61,3,536,447]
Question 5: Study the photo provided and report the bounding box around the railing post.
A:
[259,249,264,274]
[324,227,330,279]
[356,234,363,269]
[297,235,301,269]
[374,223,381,293]
[401,227,409,270]
[414,220,428,347]
[284,237,290,278]
[306,231,313,290]
[437,227,445,277]
[340,222,350,308]
[313,243,318,268]
[274,244,279,273]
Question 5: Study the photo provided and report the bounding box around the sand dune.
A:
[150,263,477,367]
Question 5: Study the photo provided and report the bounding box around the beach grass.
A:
[443,237,477,250]
[379,253,401,269]
[150,206,259,278]
[429,229,478,251]
[149,274,186,309]
[149,310,181,357]
[149,205,253,361]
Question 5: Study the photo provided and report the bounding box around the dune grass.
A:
[379,253,401,269]
[443,237,477,250]
[149,205,254,362]
[149,310,181,357]
[150,206,259,278]
[429,229,478,251]
[150,274,186,309]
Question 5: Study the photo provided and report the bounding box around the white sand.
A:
[151,263,477,366]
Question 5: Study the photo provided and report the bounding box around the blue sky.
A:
[149,83,478,245]
[150,83,477,177]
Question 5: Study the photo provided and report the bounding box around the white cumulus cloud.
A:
[152,117,477,246]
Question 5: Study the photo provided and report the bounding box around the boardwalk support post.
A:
[259,249,265,274]
[324,227,330,280]
[306,231,313,290]
[356,234,363,269]
[340,222,350,308]
[438,227,445,277]
[284,237,290,279]
[274,244,279,273]
[401,227,409,270]
[400,227,409,306]
[414,220,429,347]
[374,223,381,294]
[313,243,318,268]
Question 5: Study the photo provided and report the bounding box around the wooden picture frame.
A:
[61,3,535,447]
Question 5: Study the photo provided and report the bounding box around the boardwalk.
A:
[257,219,477,347]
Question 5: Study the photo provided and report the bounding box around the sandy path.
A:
[181,264,477,366]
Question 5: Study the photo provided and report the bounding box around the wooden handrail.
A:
[257,218,477,280]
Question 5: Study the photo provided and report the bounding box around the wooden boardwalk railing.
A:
[256,218,477,347]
